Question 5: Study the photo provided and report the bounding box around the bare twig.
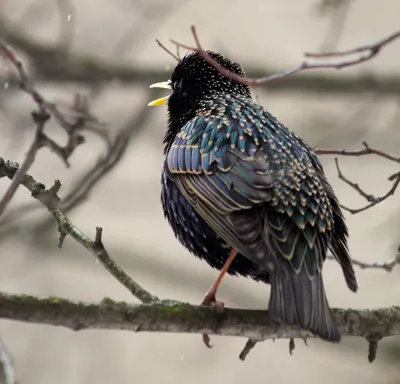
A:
[0,110,50,217]
[170,26,400,87]
[0,158,157,304]
[306,29,400,59]
[328,253,400,272]
[313,142,400,214]
[0,90,161,238]
[334,159,400,214]
[156,39,180,62]
[315,141,400,163]
[0,39,70,130]
[0,38,86,164]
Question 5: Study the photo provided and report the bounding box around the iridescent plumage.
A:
[154,51,358,342]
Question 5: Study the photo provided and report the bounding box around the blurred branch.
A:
[171,25,400,86]
[313,0,354,51]
[0,292,398,362]
[0,109,50,217]
[0,37,86,142]
[0,39,88,217]
[328,252,400,272]
[0,339,16,384]
[0,158,157,305]
[0,89,160,236]
[1,19,400,95]
[0,29,162,234]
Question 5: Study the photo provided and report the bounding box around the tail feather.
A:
[268,269,340,342]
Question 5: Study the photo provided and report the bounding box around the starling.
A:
[148,51,358,344]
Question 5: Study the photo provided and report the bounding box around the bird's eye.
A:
[172,79,182,91]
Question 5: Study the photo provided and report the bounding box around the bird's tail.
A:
[268,268,340,342]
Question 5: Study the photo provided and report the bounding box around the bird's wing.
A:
[308,155,358,291]
[165,114,277,271]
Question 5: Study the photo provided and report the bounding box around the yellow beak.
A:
[148,80,172,107]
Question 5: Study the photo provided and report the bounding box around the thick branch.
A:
[0,293,398,344]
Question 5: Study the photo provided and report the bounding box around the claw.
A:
[201,292,225,348]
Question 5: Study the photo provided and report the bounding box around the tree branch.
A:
[0,292,397,361]
[0,157,399,362]
[314,142,400,214]
[0,110,50,217]
[1,18,400,95]
[171,25,400,86]
[0,158,157,304]
[328,253,400,272]
[334,159,400,214]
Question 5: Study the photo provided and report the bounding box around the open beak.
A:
[148,80,172,107]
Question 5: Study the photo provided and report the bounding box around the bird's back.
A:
[164,92,357,341]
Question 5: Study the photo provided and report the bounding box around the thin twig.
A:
[328,253,400,272]
[156,39,180,62]
[315,141,400,164]
[305,30,400,58]
[314,141,400,214]
[0,158,157,304]
[334,159,400,214]
[170,26,400,87]
[0,89,160,237]
[0,38,86,158]
[0,110,50,217]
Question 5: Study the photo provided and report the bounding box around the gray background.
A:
[0,0,399,383]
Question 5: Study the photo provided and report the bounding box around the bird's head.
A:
[148,51,251,136]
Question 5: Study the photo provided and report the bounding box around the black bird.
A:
[148,51,358,344]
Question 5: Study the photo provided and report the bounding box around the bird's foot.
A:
[201,292,225,310]
[201,292,225,348]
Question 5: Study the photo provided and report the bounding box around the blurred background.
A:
[0,0,399,383]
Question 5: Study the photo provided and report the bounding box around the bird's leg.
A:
[201,249,238,308]
[201,249,238,348]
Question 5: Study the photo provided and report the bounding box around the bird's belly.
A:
[161,169,270,284]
